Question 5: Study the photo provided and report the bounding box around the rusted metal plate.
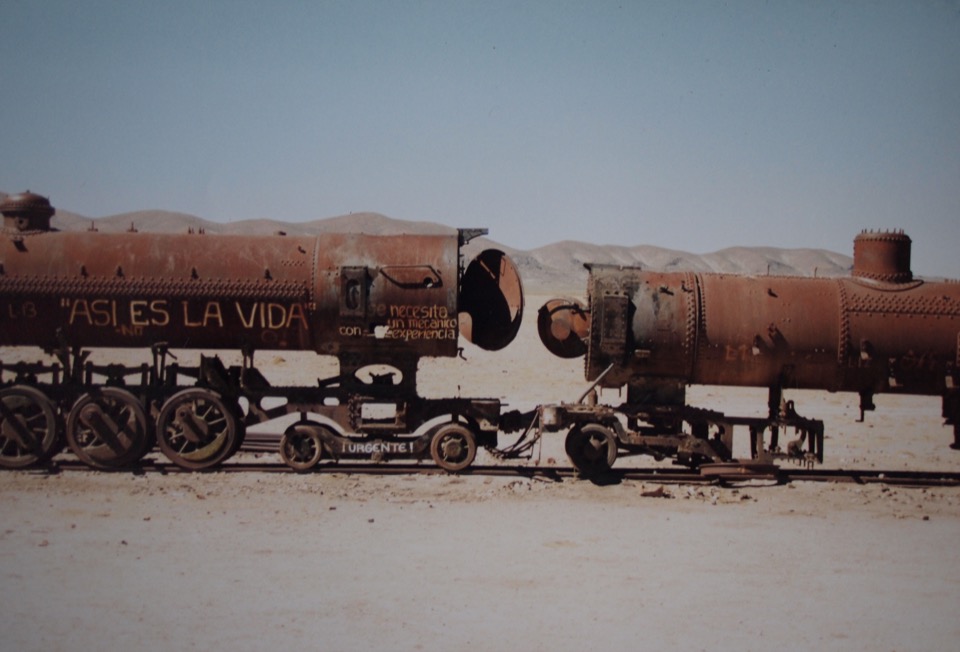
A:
[696,274,842,389]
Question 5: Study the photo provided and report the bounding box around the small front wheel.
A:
[429,423,477,472]
[279,421,329,472]
[565,423,618,477]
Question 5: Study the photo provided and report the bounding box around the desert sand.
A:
[1,296,959,651]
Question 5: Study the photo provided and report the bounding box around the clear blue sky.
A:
[2,1,958,276]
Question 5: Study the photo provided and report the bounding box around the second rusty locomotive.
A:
[538,230,960,475]
[0,192,523,471]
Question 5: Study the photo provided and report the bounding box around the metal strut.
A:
[577,363,615,405]
[489,412,543,461]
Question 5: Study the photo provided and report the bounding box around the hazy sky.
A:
[2,1,958,276]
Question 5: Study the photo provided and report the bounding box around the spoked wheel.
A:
[66,388,153,470]
[156,388,242,470]
[0,385,62,469]
[429,422,477,472]
[279,421,330,472]
[565,423,618,477]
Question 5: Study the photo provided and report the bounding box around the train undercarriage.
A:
[2,347,957,476]
[0,345,520,472]
[535,383,826,478]
[538,386,960,478]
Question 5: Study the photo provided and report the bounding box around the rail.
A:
[19,458,960,488]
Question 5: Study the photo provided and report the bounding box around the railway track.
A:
[24,457,960,487]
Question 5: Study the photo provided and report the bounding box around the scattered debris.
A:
[641,486,672,499]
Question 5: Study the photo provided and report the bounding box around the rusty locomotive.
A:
[537,230,960,475]
[0,191,524,470]
[1,190,959,476]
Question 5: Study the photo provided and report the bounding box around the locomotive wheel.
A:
[279,421,329,472]
[0,385,62,469]
[429,423,477,472]
[565,423,618,477]
[156,388,242,470]
[66,388,153,470]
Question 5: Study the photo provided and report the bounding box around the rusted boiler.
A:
[0,193,519,359]
[538,231,960,474]
[0,192,524,471]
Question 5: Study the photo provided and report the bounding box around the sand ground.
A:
[1,297,959,651]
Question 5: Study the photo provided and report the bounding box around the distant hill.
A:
[2,191,853,294]
[50,208,457,238]
[493,240,853,294]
